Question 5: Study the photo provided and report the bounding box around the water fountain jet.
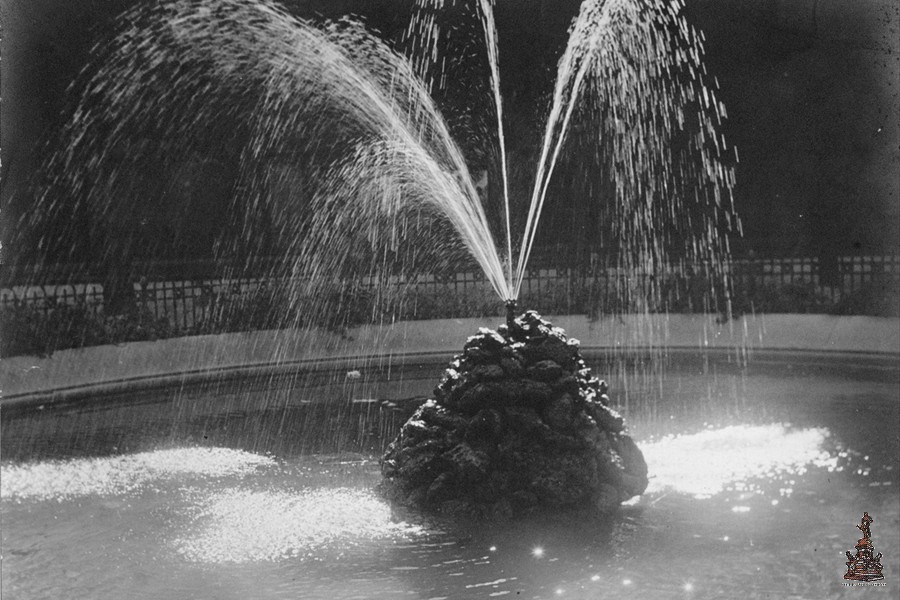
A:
[4,4,896,597]
[379,0,739,517]
[15,0,738,520]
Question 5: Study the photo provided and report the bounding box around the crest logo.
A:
[844,512,884,582]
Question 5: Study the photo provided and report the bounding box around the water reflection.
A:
[639,424,838,499]
[176,487,424,563]
[1,425,895,599]
[0,447,274,501]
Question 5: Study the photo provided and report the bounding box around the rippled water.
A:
[2,358,898,599]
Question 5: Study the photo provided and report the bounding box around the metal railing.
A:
[2,255,898,326]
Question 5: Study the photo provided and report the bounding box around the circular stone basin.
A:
[1,350,897,599]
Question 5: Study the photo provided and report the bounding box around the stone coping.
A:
[1,314,897,403]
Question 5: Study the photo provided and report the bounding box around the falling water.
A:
[406,0,739,315]
[401,0,743,415]
[25,0,513,320]
[21,0,740,340]
[476,0,515,295]
[4,5,896,595]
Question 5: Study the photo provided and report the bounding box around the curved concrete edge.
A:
[1,313,898,402]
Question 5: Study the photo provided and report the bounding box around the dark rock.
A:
[381,458,399,478]
[438,499,472,518]
[520,335,568,365]
[395,450,444,486]
[507,379,554,406]
[552,374,581,396]
[618,472,650,500]
[434,369,462,403]
[502,343,527,361]
[470,363,505,382]
[530,457,589,505]
[509,489,539,512]
[397,418,438,445]
[406,485,428,506]
[574,412,598,435]
[439,383,467,408]
[613,434,650,487]
[437,368,461,390]
[593,483,621,513]
[379,476,407,502]
[594,450,627,488]
[541,393,575,430]
[418,401,468,432]
[426,472,458,505]
[499,356,525,377]
[489,498,514,521]
[526,359,564,382]
[508,311,551,342]
[582,376,605,394]
[485,470,511,499]
[444,442,489,482]
[466,408,504,443]
[589,403,626,433]
[504,406,550,436]
[396,434,446,457]
[463,347,496,364]
[465,328,507,353]
[456,380,551,410]
[380,310,649,520]
[496,441,532,476]
[448,358,467,372]
[456,382,500,413]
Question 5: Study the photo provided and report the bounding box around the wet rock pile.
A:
[379,311,648,519]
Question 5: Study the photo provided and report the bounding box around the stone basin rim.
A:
[2,346,896,413]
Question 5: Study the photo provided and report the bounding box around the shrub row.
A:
[1,278,896,358]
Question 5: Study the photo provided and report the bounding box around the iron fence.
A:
[1,255,898,326]
[730,255,900,301]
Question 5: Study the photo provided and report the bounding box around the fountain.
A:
[18,0,738,321]
[5,1,894,598]
[378,0,741,516]
[11,0,739,518]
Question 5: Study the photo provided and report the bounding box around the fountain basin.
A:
[1,326,897,598]
[3,313,897,402]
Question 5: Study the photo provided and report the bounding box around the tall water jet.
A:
[405,0,739,314]
[3,2,896,596]
[19,0,514,333]
[381,0,740,516]
[14,0,739,518]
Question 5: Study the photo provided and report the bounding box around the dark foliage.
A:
[2,274,896,357]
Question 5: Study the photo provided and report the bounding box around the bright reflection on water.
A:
[640,424,839,499]
[2,367,898,599]
[1,424,841,567]
[0,447,275,501]
[176,487,423,563]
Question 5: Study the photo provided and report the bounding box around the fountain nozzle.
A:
[505,299,518,328]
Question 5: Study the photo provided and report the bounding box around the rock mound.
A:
[379,311,648,519]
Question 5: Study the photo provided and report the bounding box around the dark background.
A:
[1,0,898,269]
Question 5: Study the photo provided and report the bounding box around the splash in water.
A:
[175,487,424,563]
[640,424,838,499]
[0,447,275,501]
